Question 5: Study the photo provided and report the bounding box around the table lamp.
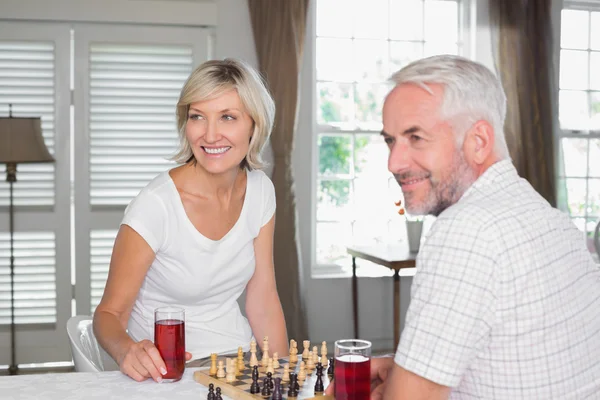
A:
[0,104,55,375]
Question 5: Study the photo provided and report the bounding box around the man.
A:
[329,55,600,399]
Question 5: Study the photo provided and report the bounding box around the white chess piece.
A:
[289,340,298,363]
[282,364,290,382]
[217,360,225,378]
[261,336,270,367]
[226,358,236,383]
[249,339,258,367]
[302,340,310,359]
[272,352,280,369]
[312,346,319,364]
[306,349,315,370]
[237,347,245,374]
[321,341,328,366]
[298,361,306,381]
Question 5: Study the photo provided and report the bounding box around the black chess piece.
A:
[288,373,299,397]
[250,370,261,394]
[252,365,259,381]
[267,371,274,390]
[215,387,223,400]
[314,364,325,393]
[327,357,335,376]
[207,383,215,400]
[272,377,283,400]
[261,377,272,396]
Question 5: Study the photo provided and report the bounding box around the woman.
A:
[93,58,288,382]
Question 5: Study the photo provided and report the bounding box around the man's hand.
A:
[324,356,394,398]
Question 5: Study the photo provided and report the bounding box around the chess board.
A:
[193,355,333,400]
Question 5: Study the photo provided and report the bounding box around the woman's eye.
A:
[222,114,236,121]
[188,114,203,120]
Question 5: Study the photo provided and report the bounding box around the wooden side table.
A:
[347,244,417,347]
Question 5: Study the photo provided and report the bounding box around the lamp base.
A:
[6,162,16,183]
[8,365,18,376]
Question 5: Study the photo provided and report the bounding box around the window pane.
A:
[354,176,392,221]
[354,134,389,177]
[566,178,587,216]
[390,41,423,74]
[316,38,353,82]
[318,134,352,175]
[317,179,352,221]
[354,39,388,82]
[587,179,600,216]
[317,82,354,127]
[390,0,424,41]
[559,90,588,131]
[316,222,352,265]
[571,217,586,232]
[353,0,388,39]
[561,138,588,177]
[353,219,390,245]
[317,0,353,38]
[560,50,589,90]
[355,83,388,130]
[561,9,589,50]
[591,92,600,132]
[592,12,600,50]
[591,52,600,90]
[424,42,458,57]
[590,139,600,177]
[424,0,458,43]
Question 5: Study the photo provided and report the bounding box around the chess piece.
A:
[215,387,223,400]
[216,360,225,378]
[272,352,280,369]
[267,371,274,390]
[209,353,218,376]
[261,377,271,396]
[298,361,306,381]
[267,357,274,374]
[249,339,258,367]
[306,349,315,370]
[272,377,283,400]
[302,340,310,359]
[327,357,334,377]
[289,340,298,363]
[321,341,328,366]
[237,346,244,375]
[312,346,319,364]
[207,383,215,400]
[261,336,270,367]
[226,358,236,383]
[314,363,324,393]
[281,364,290,382]
[288,373,299,397]
[250,366,260,394]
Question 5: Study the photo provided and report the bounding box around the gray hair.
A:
[172,58,275,170]
[389,55,509,159]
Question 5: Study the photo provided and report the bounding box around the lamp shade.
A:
[0,117,54,163]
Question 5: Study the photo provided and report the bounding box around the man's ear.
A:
[463,120,495,165]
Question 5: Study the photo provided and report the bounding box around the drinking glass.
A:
[334,339,371,400]
[154,306,185,382]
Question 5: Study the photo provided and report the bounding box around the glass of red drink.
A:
[154,306,185,382]
[334,339,371,400]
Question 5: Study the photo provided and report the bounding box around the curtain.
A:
[490,0,557,206]
[247,0,310,341]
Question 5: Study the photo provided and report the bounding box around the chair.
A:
[67,315,118,372]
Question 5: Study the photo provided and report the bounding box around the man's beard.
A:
[396,151,477,217]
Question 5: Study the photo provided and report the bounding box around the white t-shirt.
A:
[395,160,600,399]
[120,169,275,359]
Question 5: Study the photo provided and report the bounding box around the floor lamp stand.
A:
[7,162,18,375]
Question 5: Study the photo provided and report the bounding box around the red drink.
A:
[154,319,185,382]
[334,354,371,400]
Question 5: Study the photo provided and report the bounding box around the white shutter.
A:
[89,43,192,206]
[0,41,55,206]
[90,230,117,313]
[0,22,72,365]
[73,25,211,315]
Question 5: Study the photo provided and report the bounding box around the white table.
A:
[0,368,229,400]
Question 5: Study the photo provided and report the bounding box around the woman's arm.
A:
[93,224,168,382]
[245,215,289,356]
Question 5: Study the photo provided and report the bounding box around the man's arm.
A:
[380,363,451,400]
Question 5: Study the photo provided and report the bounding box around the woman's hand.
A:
[118,339,193,382]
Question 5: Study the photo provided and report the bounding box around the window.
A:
[558,3,600,253]
[314,0,461,270]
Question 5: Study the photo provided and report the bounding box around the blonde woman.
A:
[94,58,288,382]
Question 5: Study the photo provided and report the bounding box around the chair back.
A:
[66,315,118,372]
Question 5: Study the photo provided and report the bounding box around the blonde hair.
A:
[172,58,275,170]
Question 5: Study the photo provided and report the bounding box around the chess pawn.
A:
[298,361,306,382]
[281,364,290,382]
[237,347,245,375]
[209,353,218,376]
[306,349,315,370]
[226,358,236,383]
[249,339,258,367]
[216,359,225,378]
[215,387,223,400]
[272,352,280,369]
[302,340,310,359]
[267,357,275,374]
[312,346,319,364]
